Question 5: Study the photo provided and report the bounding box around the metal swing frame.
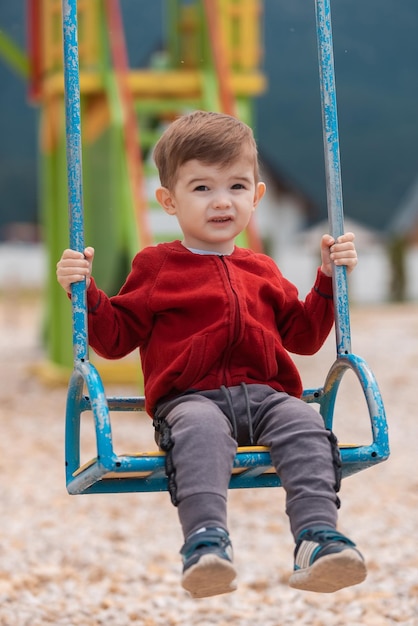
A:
[62,0,389,496]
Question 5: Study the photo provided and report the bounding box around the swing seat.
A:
[65,353,389,495]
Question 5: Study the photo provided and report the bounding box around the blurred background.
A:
[0,7,417,623]
[0,0,417,376]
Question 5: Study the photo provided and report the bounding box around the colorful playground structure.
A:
[22,0,266,375]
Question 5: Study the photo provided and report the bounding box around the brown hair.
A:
[153,110,260,189]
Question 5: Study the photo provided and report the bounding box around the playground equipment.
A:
[62,0,389,495]
[27,0,265,373]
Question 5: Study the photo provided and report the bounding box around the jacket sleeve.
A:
[85,249,158,359]
[275,267,334,355]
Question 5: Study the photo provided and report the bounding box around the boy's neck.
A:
[182,242,234,256]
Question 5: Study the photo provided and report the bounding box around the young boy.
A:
[57,110,364,599]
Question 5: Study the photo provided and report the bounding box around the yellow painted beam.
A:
[218,0,263,72]
[42,69,266,99]
[42,0,100,73]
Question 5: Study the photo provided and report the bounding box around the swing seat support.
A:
[65,354,389,495]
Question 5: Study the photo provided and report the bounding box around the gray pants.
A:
[154,384,340,541]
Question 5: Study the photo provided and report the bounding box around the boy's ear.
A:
[253,182,266,208]
[156,187,177,215]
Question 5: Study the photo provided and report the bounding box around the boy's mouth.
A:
[210,216,232,223]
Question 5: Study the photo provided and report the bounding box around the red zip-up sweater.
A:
[86,240,334,415]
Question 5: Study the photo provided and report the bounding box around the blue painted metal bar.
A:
[317,354,389,456]
[315,0,351,356]
[62,0,88,362]
[65,359,118,488]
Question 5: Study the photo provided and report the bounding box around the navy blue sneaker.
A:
[289,526,367,592]
[180,527,237,598]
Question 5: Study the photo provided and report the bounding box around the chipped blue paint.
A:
[304,353,389,460]
[62,0,87,362]
[315,0,351,356]
[65,360,118,492]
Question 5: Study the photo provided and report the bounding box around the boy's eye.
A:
[231,183,246,190]
[194,185,209,191]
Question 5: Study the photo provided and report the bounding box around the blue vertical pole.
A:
[62,0,88,362]
[315,0,351,356]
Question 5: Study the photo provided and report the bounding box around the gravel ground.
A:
[1,293,418,626]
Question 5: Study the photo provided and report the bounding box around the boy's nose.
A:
[213,194,232,209]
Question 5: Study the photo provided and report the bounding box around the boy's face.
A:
[155,154,266,254]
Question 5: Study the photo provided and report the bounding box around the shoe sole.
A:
[289,550,367,593]
[182,554,237,599]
